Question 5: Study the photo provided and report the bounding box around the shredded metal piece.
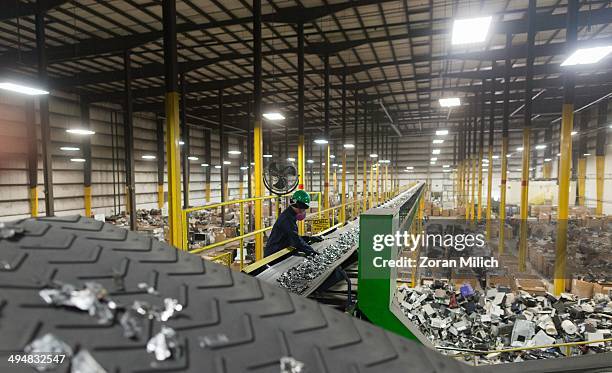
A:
[71,350,107,373]
[39,282,113,324]
[25,333,73,371]
[160,298,183,322]
[146,326,178,361]
[0,222,24,239]
[280,356,305,373]
[119,309,143,339]
[277,228,358,294]
[198,334,229,348]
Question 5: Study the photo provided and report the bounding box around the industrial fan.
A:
[263,160,299,195]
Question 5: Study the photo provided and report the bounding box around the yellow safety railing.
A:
[210,251,233,267]
[182,191,321,270]
[438,337,612,366]
[182,186,409,271]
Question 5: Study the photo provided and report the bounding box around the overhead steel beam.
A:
[46,32,612,89]
[2,0,68,21]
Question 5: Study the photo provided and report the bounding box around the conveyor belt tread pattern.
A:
[0,216,471,372]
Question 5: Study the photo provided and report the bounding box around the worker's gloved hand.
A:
[304,236,324,244]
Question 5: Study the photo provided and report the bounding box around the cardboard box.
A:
[488,275,516,290]
[516,278,547,295]
[224,227,236,238]
[593,282,612,295]
[451,276,481,291]
[571,279,594,298]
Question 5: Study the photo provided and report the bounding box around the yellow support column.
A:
[298,135,305,190]
[84,186,92,217]
[362,160,367,212]
[254,119,264,260]
[486,145,493,239]
[471,157,476,222]
[165,92,183,249]
[465,159,470,220]
[499,135,509,254]
[518,127,531,272]
[577,157,586,206]
[324,145,330,219]
[298,134,305,234]
[369,163,374,209]
[543,162,552,179]
[375,164,380,206]
[595,100,607,216]
[477,156,483,221]
[29,187,38,217]
[555,104,574,295]
[158,184,164,208]
[596,156,604,216]
[341,151,346,223]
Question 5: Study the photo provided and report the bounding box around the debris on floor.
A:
[397,281,612,364]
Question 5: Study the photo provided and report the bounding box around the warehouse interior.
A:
[0,0,611,372]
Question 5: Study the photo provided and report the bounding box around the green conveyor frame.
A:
[357,182,425,341]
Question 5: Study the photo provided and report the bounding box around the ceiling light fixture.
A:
[561,46,612,66]
[66,128,95,135]
[433,139,444,144]
[187,156,199,161]
[142,155,156,160]
[263,154,273,158]
[369,153,378,158]
[535,144,546,150]
[287,157,295,162]
[0,82,49,95]
[60,146,80,151]
[436,129,449,136]
[432,149,441,155]
[70,158,86,163]
[439,97,461,107]
[306,159,314,164]
[201,163,209,167]
[262,111,285,121]
[228,150,241,155]
[314,138,328,144]
[451,16,493,45]
[343,143,355,149]
[223,160,231,165]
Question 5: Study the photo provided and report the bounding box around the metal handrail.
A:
[184,187,407,270]
[437,337,612,366]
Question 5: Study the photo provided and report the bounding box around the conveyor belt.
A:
[255,219,359,295]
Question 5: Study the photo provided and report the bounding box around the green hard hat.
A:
[291,190,310,208]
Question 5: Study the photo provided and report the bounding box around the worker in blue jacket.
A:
[265,190,322,257]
